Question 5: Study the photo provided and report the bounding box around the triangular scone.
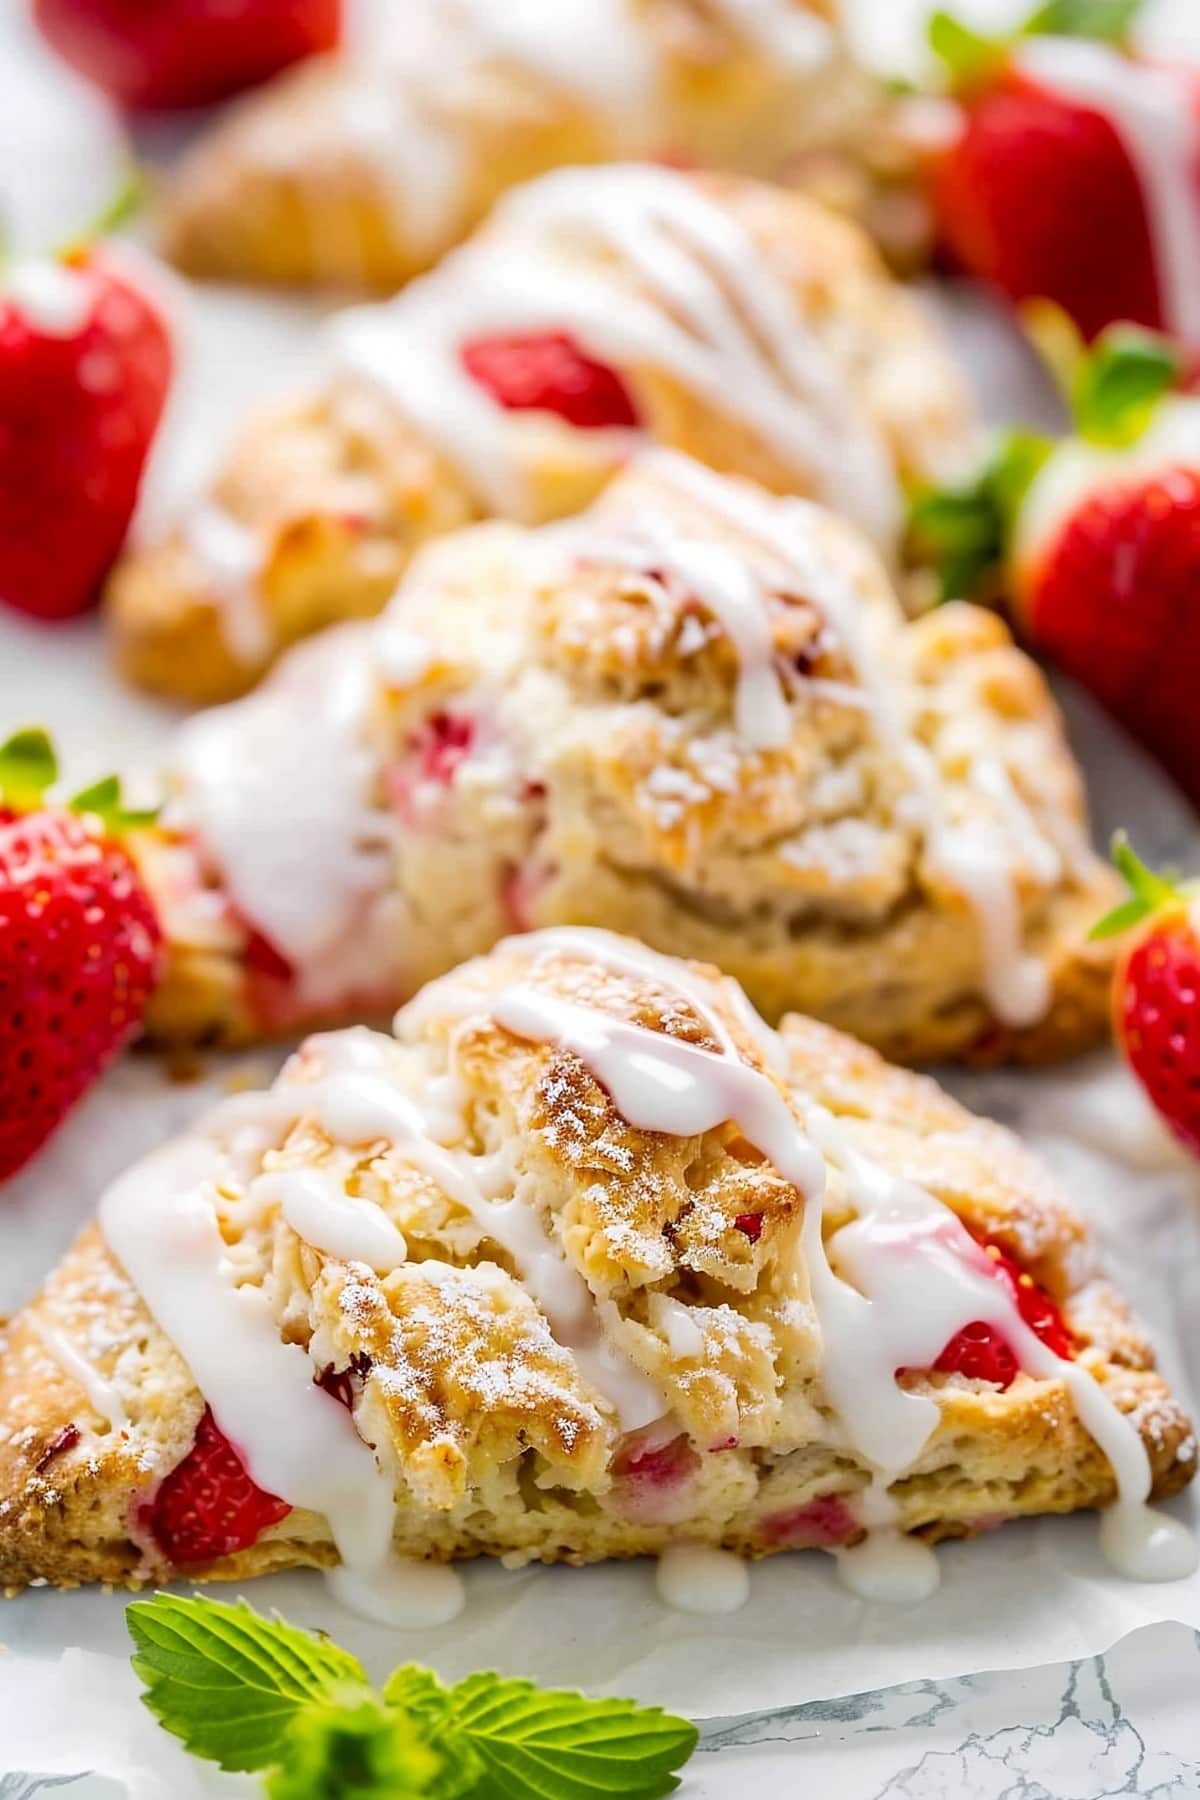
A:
[159,0,890,292]
[138,453,1115,1066]
[109,165,974,702]
[0,932,1193,1601]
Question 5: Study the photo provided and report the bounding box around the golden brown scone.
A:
[160,0,888,292]
[110,165,976,703]
[137,454,1116,1065]
[0,933,1191,1596]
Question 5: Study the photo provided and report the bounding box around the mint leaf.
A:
[444,1671,699,1800]
[0,727,57,809]
[384,1663,455,1723]
[1022,0,1143,43]
[268,1688,467,1800]
[1072,326,1181,447]
[128,1594,370,1774]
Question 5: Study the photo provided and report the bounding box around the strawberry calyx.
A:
[929,0,1144,96]
[0,728,158,836]
[1026,305,1183,449]
[908,429,1050,600]
[1090,831,1188,940]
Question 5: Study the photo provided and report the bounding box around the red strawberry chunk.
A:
[733,1212,763,1240]
[411,712,476,786]
[460,331,640,430]
[610,1429,700,1524]
[0,809,162,1179]
[140,1406,291,1565]
[760,1494,858,1549]
[929,1238,1072,1390]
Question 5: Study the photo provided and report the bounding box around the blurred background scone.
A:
[139,453,1117,1062]
[108,166,976,703]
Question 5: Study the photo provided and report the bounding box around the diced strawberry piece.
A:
[929,1236,1072,1390]
[610,1430,700,1525]
[139,1406,291,1564]
[760,1494,858,1549]
[733,1213,763,1240]
[244,926,294,984]
[412,712,475,786]
[461,331,640,431]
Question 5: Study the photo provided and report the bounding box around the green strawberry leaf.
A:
[0,727,58,809]
[1021,0,1143,44]
[128,1594,371,1774]
[1072,325,1182,447]
[908,430,1050,600]
[443,1670,699,1800]
[928,10,1006,88]
[1090,831,1181,938]
[69,772,160,832]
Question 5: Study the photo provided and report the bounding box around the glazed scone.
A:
[0,931,1192,1603]
[110,165,976,703]
[160,0,898,292]
[137,452,1116,1064]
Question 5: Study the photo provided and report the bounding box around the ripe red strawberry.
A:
[925,1,1198,347]
[139,1406,291,1564]
[911,322,1200,807]
[460,331,640,431]
[931,1237,1073,1389]
[0,233,173,620]
[33,0,340,111]
[0,729,163,1180]
[1093,836,1200,1157]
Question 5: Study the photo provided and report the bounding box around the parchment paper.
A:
[2,0,1200,1779]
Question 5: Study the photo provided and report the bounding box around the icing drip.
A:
[331,165,900,542]
[167,624,402,1008]
[255,1168,409,1273]
[496,926,1191,1592]
[1016,39,1200,347]
[655,1543,752,1614]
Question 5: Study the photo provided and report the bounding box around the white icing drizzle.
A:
[331,164,900,543]
[256,1168,410,1273]
[182,504,270,668]
[167,624,400,1004]
[655,1543,751,1614]
[495,927,1192,1591]
[26,1316,130,1432]
[1016,38,1200,347]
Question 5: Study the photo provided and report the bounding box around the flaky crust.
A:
[160,2,875,292]
[0,941,1192,1592]
[110,172,975,703]
[139,459,1116,1065]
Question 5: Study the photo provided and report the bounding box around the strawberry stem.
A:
[1090,831,1181,938]
[0,728,58,811]
[929,0,1143,90]
[57,167,146,263]
[908,429,1050,600]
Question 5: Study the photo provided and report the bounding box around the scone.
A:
[0,930,1192,1605]
[160,0,902,292]
[110,164,976,703]
[139,452,1116,1064]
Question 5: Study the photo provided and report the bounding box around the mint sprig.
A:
[128,1593,699,1798]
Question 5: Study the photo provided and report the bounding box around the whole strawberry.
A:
[1093,835,1200,1156]
[925,0,1200,349]
[33,0,340,112]
[0,729,162,1180]
[0,207,173,620]
[910,321,1200,808]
